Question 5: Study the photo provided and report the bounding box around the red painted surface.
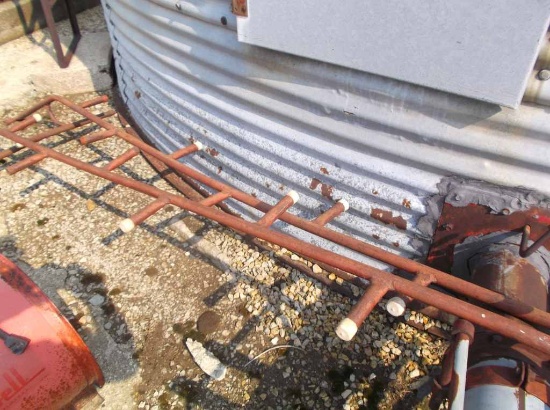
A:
[427,203,550,272]
[0,255,103,409]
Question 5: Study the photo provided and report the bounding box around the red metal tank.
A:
[0,255,104,409]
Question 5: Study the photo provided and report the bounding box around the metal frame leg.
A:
[40,0,81,68]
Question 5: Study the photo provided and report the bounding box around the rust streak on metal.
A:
[309,178,334,199]
[206,147,219,157]
[231,0,247,17]
[370,208,407,230]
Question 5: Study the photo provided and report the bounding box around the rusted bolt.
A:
[537,69,550,81]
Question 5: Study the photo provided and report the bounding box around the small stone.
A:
[409,369,421,379]
[89,295,105,306]
[328,273,336,281]
[341,389,352,399]
[312,264,322,274]
[389,372,397,380]
[290,254,300,261]
[86,199,96,212]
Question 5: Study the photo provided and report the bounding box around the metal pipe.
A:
[257,191,299,228]
[200,191,232,207]
[120,197,170,233]
[0,111,116,162]
[3,103,550,353]
[103,147,140,171]
[34,95,550,330]
[79,128,117,145]
[313,199,349,226]
[520,225,550,258]
[8,113,43,133]
[385,274,434,317]
[6,153,47,174]
[449,334,470,410]
[335,282,389,341]
[5,95,108,125]
[170,142,203,159]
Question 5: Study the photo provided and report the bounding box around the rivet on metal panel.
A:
[232,0,248,17]
[537,69,550,81]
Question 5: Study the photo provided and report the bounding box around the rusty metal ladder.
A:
[1,95,549,356]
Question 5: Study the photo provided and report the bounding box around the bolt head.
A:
[537,69,550,81]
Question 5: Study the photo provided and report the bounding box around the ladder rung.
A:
[385,274,434,317]
[80,128,117,145]
[200,191,231,207]
[9,113,44,133]
[336,282,389,341]
[0,110,116,161]
[313,199,349,226]
[120,197,170,233]
[5,95,109,126]
[170,141,204,160]
[103,147,140,171]
[257,191,299,228]
[6,153,47,175]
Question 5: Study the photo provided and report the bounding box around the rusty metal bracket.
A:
[1,95,550,357]
[232,0,248,17]
[40,0,81,68]
[520,224,550,258]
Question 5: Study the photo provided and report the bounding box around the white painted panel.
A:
[238,0,550,107]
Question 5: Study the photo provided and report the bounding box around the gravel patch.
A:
[0,91,447,409]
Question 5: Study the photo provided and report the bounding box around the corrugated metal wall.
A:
[101,0,550,267]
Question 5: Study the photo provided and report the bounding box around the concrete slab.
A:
[0,6,111,115]
[0,0,100,45]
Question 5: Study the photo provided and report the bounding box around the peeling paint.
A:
[370,208,407,230]
[206,148,219,157]
[309,178,334,199]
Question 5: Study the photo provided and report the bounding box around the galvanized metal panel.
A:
[238,0,550,108]
[101,0,550,267]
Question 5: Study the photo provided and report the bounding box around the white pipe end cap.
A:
[287,190,300,204]
[193,141,204,151]
[386,297,406,317]
[338,198,350,212]
[335,318,358,341]
[32,113,43,123]
[120,218,136,233]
